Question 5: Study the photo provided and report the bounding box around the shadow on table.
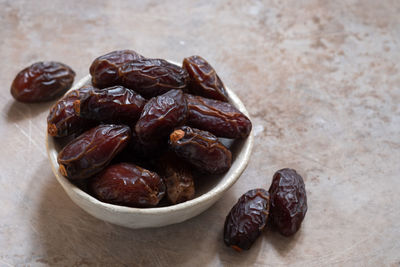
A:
[32,161,225,266]
[5,100,54,123]
[265,223,304,257]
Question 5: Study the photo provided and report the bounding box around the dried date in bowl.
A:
[57,124,131,180]
[90,163,166,208]
[46,62,253,229]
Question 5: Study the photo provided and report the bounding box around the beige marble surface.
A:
[1,0,400,266]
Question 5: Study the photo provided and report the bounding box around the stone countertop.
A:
[1,1,399,266]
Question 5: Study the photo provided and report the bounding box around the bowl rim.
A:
[46,71,253,215]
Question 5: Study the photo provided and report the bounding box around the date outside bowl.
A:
[46,70,253,229]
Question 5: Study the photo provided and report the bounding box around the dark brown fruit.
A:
[11,61,75,102]
[47,85,96,137]
[269,168,307,236]
[183,55,228,102]
[90,50,144,88]
[90,50,189,98]
[169,126,232,174]
[157,153,195,204]
[135,89,187,144]
[186,94,252,138]
[224,189,270,252]
[119,58,189,98]
[90,163,165,207]
[74,86,146,124]
[57,124,131,179]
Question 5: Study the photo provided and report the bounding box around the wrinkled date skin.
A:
[186,94,252,138]
[90,50,144,88]
[135,89,187,144]
[269,168,307,236]
[224,189,270,252]
[119,58,189,98]
[90,163,165,207]
[57,124,131,179]
[157,153,195,204]
[183,55,228,102]
[11,61,75,102]
[47,85,96,137]
[74,86,146,124]
[169,126,232,174]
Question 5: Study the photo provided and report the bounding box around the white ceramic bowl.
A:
[46,72,253,229]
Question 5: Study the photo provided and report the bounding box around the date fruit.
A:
[135,89,187,144]
[169,126,232,174]
[57,124,131,179]
[186,94,252,138]
[157,153,195,204]
[11,61,75,102]
[119,58,189,98]
[269,168,307,236]
[90,163,165,207]
[74,86,146,124]
[90,50,144,88]
[183,55,228,102]
[47,85,96,137]
[224,189,270,252]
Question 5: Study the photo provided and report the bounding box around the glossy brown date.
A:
[57,124,131,179]
[74,85,146,124]
[90,50,144,88]
[269,168,307,236]
[186,94,252,138]
[135,89,187,144]
[157,153,195,204]
[169,126,232,174]
[119,58,189,98]
[224,189,270,252]
[183,55,228,102]
[90,163,165,207]
[11,61,75,102]
[47,85,96,137]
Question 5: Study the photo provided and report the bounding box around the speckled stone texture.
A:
[1,0,399,266]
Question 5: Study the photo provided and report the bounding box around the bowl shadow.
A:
[33,161,223,266]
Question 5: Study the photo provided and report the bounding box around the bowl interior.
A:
[46,69,253,221]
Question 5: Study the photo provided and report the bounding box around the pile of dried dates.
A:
[10,50,307,252]
[224,168,307,252]
[41,50,251,207]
